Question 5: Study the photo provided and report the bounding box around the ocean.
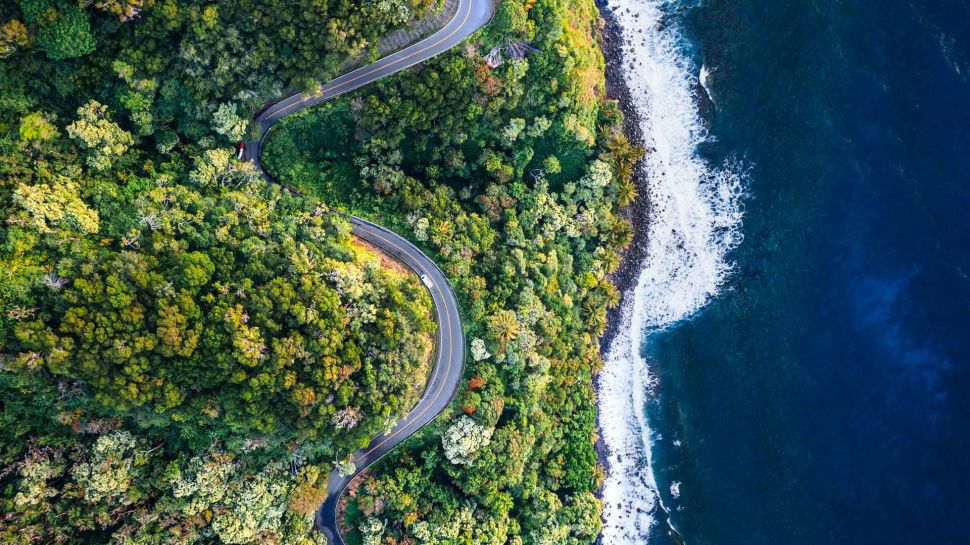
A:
[598,0,970,544]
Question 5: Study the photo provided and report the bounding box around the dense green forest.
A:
[264,0,642,543]
[1,1,438,543]
[0,0,641,543]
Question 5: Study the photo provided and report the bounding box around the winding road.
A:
[244,0,495,543]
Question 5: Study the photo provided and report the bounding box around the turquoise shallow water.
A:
[639,0,970,543]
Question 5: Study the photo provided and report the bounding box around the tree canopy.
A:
[262,0,642,542]
[0,3,442,542]
[0,0,639,542]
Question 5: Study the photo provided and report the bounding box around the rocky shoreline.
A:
[594,0,652,469]
[592,5,707,544]
[593,2,676,542]
[597,0,651,354]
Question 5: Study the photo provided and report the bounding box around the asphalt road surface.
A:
[316,218,465,545]
[244,0,495,542]
[246,0,495,166]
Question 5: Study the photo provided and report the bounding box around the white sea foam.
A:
[699,64,714,105]
[599,1,746,543]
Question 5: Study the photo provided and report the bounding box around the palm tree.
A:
[599,279,621,308]
[601,249,621,275]
[488,309,521,353]
[606,130,645,177]
[608,217,634,249]
[582,298,607,333]
[616,178,638,207]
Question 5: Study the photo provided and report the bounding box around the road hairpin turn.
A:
[244,1,494,543]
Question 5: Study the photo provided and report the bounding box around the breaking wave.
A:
[598,0,746,543]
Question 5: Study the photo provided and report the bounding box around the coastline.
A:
[591,0,745,541]
[592,0,656,538]
[592,2,700,543]
[596,0,651,354]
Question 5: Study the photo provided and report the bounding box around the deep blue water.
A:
[645,1,970,543]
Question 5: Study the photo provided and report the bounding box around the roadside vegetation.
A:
[0,1,438,544]
[264,0,643,542]
[0,0,642,543]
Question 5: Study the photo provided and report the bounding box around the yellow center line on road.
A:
[253,3,487,540]
[261,0,474,121]
[355,228,455,458]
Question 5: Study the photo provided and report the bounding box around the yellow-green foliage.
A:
[0,0,622,543]
[263,0,625,542]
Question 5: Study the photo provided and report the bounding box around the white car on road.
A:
[420,274,434,289]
